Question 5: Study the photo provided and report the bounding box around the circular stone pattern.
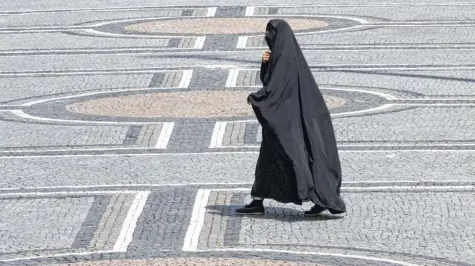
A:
[124,18,329,34]
[66,91,345,118]
[58,258,326,266]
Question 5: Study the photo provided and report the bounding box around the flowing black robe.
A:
[247,19,346,212]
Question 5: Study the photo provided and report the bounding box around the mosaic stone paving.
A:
[1,0,475,265]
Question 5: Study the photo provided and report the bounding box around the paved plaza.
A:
[1,0,475,265]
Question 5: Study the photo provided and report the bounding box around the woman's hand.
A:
[262,50,271,63]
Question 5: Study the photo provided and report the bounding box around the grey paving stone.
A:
[0,74,154,104]
[2,49,474,73]
[0,33,171,50]
[89,194,135,250]
[1,9,185,27]
[277,6,475,21]
[230,191,475,264]
[1,151,475,188]
[126,189,196,252]
[0,196,94,254]
[0,121,129,148]
[72,195,112,249]
[1,0,475,264]
[246,26,475,46]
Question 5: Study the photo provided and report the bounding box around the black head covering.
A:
[248,19,346,212]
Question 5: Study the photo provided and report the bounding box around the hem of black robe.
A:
[250,192,303,205]
[306,193,347,213]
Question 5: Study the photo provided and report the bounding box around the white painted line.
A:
[236,36,249,49]
[393,103,475,106]
[182,189,211,252]
[0,183,255,191]
[9,110,166,125]
[0,47,205,55]
[21,87,175,107]
[209,122,227,148]
[243,43,475,50]
[77,29,180,39]
[206,7,218,17]
[2,181,474,192]
[0,190,147,198]
[0,6,211,15]
[249,3,475,7]
[0,147,161,154]
[192,37,206,49]
[113,191,150,252]
[342,186,475,192]
[178,69,194,88]
[4,65,475,78]
[155,122,175,149]
[225,69,240,88]
[2,3,475,15]
[214,143,475,149]
[397,98,475,101]
[0,69,199,77]
[88,16,214,28]
[2,149,475,159]
[210,186,475,193]
[321,87,398,100]
[0,250,116,263]
[334,103,395,117]
[245,6,255,16]
[199,248,421,266]
[248,14,370,25]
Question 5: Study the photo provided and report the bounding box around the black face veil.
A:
[248,19,346,212]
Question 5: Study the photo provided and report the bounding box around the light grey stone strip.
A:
[88,193,135,251]
[236,69,259,87]
[136,124,163,147]
[204,191,233,249]
[101,194,135,251]
[230,122,246,147]
[194,8,209,17]
[71,195,112,249]
[122,126,143,145]
[256,125,262,143]
[161,71,183,88]
[148,73,165,87]
[254,7,269,15]
[197,191,217,249]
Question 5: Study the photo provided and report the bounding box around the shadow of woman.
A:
[206,204,344,223]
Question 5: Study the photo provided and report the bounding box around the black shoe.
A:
[304,204,326,216]
[235,200,264,215]
[328,208,345,215]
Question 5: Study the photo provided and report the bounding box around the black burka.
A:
[247,19,346,213]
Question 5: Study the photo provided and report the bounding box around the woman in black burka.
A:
[235,19,346,216]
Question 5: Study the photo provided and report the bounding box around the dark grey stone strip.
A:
[223,191,246,247]
[167,38,182,48]
[126,188,196,252]
[181,9,194,16]
[215,6,246,18]
[165,119,217,152]
[148,72,166,87]
[202,35,240,51]
[3,64,475,78]
[243,122,259,145]
[268,7,279,15]
[122,125,143,145]
[71,195,112,249]
[187,68,229,90]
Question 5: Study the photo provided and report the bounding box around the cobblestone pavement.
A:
[1,0,475,265]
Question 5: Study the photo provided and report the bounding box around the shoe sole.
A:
[303,212,324,217]
[235,211,264,215]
